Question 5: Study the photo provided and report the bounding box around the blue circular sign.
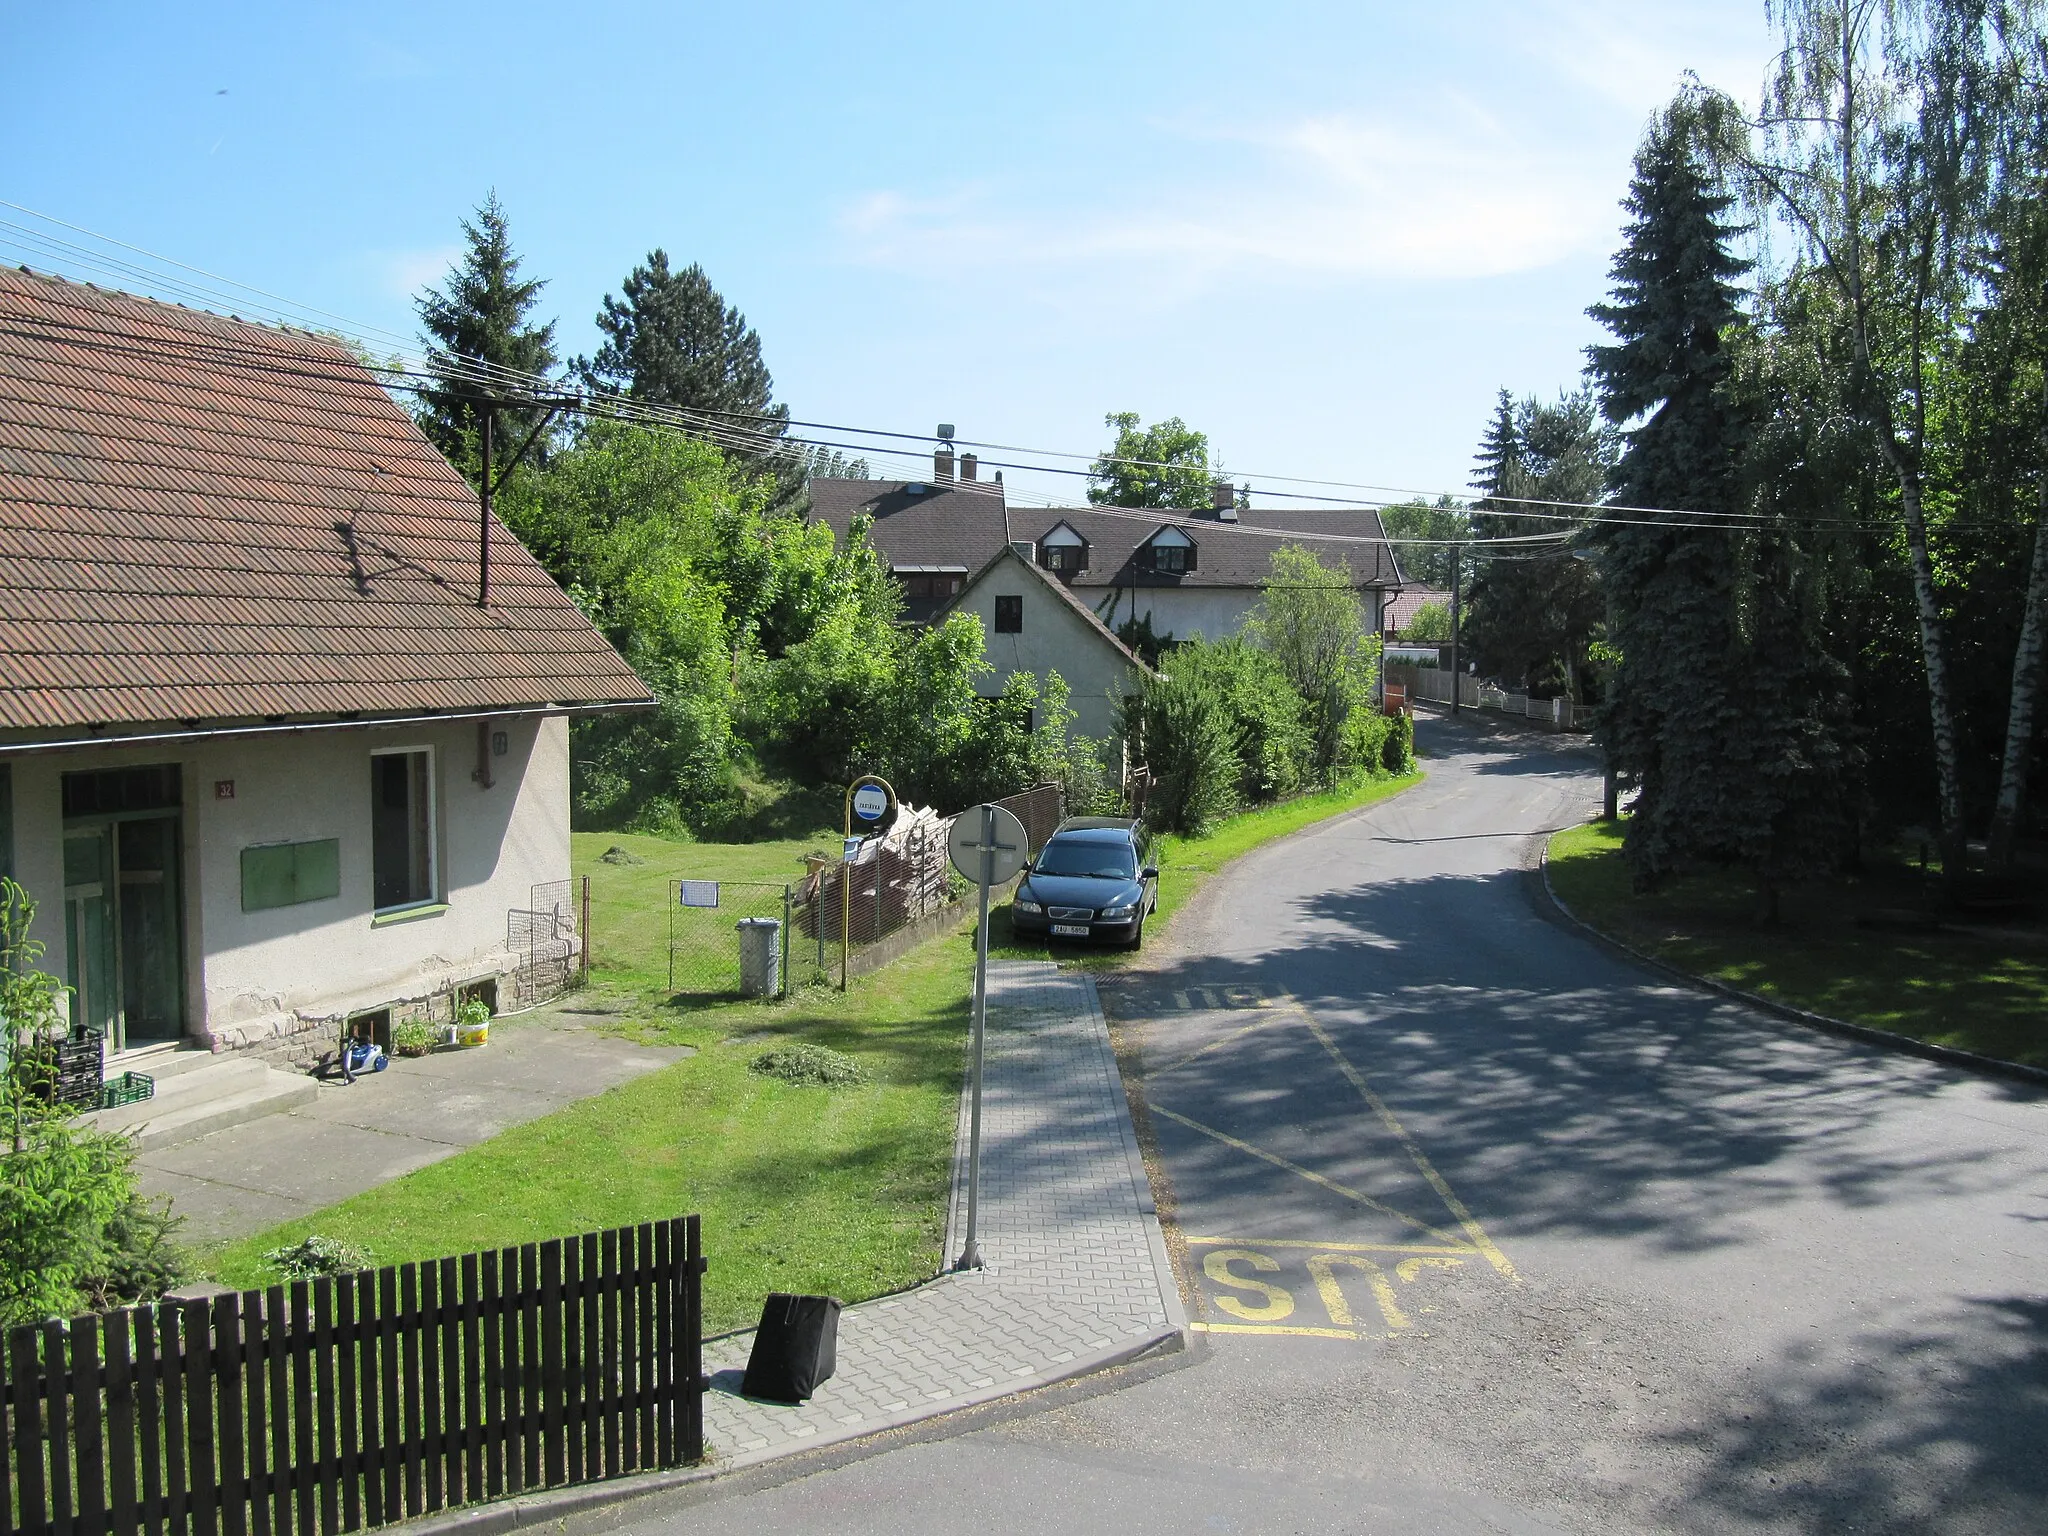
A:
[852,784,889,822]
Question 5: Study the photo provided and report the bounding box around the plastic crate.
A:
[99,1071,155,1110]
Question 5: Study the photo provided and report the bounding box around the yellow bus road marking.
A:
[1150,1014,1289,1076]
[1184,1236,1474,1256]
[1191,1322,1373,1340]
[1149,1105,1476,1250]
[1291,1008,1519,1282]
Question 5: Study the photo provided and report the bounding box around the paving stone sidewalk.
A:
[700,959,1186,1467]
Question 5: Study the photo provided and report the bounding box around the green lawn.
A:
[994,769,1425,966]
[1547,818,2048,1069]
[206,834,969,1335]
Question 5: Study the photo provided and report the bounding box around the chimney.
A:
[960,452,978,481]
[935,446,956,481]
[1210,480,1234,513]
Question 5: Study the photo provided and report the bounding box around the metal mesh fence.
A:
[667,879,794,1000]
[507,878,582,1010]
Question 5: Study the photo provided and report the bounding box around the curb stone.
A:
[1537,833,2048,1092]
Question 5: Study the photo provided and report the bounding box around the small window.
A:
[241,838,341,911]
[1043,544,1085,573]
[1151,544,1188,574]
[994,595,1023,633]
[371,749,436,911]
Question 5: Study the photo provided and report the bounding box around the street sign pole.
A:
[958,802,995,1270]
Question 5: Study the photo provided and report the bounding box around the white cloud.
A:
[833,99,1622,293]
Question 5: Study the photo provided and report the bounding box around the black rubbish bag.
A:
[741,1292,842,1403]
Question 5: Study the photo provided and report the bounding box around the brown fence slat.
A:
[399,1265,424,1519]
[214,1295,246,1536]
[346,1273,377,1532]
[295,1283,323,1536]
[107,1312,139,1536]
[75,1313,109,1536]
[579,1231,601,1483]
[377,1268,403,1525]
[163,1305,188,1536]
[518,1246,541,1492]
[558,1238,582,1486]
[11,1325,46,1536]
[432,1258,458,1511]
[135,1304,164,1536]
[240,1293,269,1536]
[539,1242,564,1489]
[43,1320,74,1536]
[460,1252,483,1505]
[262,1289,290,1536]
[181,1299,216,1536]
[682,1216,704,1464]
[478,1251,503,1500]
[653,1222,674,1468]
[634,1226,656,1466]
[613,1228,638,1475]
[598,1229,620,1480]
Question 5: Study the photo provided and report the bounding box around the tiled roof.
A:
[0,267,652,737]
[807,477,1011,570]
[1383,586,1449,633]
[806,478,1402,595]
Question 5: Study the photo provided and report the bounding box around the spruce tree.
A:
[1470,388,1521,507]
[1586,94,1849,909]
[579,251,789,457]
[414,192,559,465]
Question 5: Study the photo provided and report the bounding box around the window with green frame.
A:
[240,838,341,911]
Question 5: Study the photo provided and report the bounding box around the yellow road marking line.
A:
[1293,1007,1520,1282]
[1184,1236,1474,1256]
[1149,1104,1476,1250]
[1190,1322,1367,1339]
[1150,1013,1289,1076]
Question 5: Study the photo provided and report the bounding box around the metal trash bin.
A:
[738,916,782,999]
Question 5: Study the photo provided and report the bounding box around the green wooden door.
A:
[63,825,118,1043]
[117,816,184,1042]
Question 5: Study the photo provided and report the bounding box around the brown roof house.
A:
[0,267,650,1120]
[810,458,1405,649]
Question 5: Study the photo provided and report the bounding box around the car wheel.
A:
[1126,917,1145,951]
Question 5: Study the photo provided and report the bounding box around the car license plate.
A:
[1051,923,1090,937]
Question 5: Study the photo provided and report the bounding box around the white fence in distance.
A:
[1389,666,1596,732]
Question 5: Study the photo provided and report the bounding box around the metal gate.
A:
[665,880,793,1000]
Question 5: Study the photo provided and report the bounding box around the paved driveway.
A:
[575,716,2048,1535]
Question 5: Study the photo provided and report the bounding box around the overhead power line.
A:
[0,202,1961,542]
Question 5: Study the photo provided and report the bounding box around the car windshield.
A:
[1033,840,1137,879]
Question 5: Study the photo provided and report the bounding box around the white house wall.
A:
[1091,586,1387,646]
[6,713,570,1057]
[960,577,1140,742]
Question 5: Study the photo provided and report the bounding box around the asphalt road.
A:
[578,714,2048,1535]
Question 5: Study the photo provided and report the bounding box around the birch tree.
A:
[1708,0,2041,883]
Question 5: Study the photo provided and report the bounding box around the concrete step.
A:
[104,1043,221,1083]
[92,1059,318,1151]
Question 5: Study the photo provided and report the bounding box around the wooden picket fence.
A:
[3,1217,704,1536]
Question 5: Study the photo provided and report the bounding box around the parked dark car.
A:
[1009,817,1158,948]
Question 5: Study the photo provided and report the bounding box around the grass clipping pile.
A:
[749,1042,866,1087]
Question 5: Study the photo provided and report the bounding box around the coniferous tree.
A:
[1470,389,1522,506]
[579,251,789,457]
[414,192,559,465]
[1587,95,1851,911]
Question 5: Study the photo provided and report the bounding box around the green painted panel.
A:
[241,838,341,911]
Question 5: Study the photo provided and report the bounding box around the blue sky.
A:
[2,2,1774,505]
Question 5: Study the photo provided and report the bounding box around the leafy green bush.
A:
[749,1042,866,1087]
[1,878,183,1327]
[263,1235,375,1280]
[391,1021,437,1058]
[1130,666,1241,835]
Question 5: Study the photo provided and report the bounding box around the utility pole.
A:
[1448,543,1462,716]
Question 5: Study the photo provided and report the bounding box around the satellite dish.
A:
[936,423,956,442]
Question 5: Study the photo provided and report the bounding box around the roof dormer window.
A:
[1039,521,1089,577]
[1139,525,1196,574]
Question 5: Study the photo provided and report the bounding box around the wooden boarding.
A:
[1,1216,703,1536]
